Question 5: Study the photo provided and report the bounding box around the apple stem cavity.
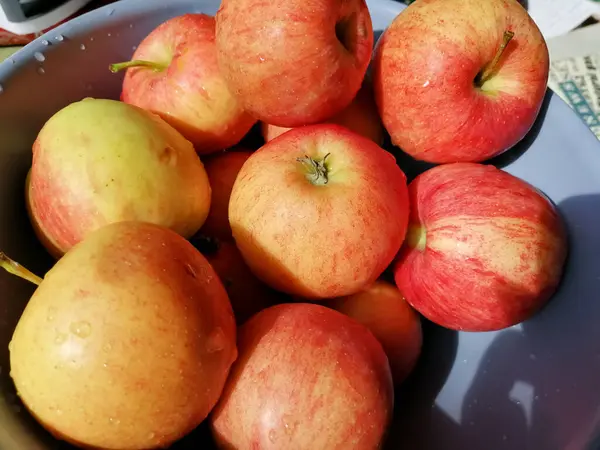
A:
[297,153,331,186]
[0,251,42,286]
[109,60,167,73]
[475,30,515,87]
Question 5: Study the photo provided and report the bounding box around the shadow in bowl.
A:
[486,88,553,169]
[384,320,459,449]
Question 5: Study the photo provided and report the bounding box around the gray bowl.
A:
[2,0,600,449]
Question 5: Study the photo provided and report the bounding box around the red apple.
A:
[27,98,212,258]
[394,163,568,332]
[210,302,393,449]
[261,81,384,145]
[372,0,549,163]
[215,0,374,128]
[110,14,256,154]
[328,280,422,385]
[190,235,282,325]
[200,149,252,241]
[228,124,410,299]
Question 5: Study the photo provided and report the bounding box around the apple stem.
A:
[476,30,515,87]
[109,60,166,73]
[297,153,331,186]
[406,225,427,252]
[0,252,42,286]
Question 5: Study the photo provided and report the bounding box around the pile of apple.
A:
[0,0,570,449]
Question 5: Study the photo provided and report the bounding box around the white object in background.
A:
[546,23,600,140]
[527,0,600,39]
[0,0,93,35]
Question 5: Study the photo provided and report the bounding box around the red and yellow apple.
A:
[228,124,410,299]
[328,280,422,385]
[200,149,252,241]
[394,163,568,332]
[10,221,237,450]
[215,0,374,128]
[261,81,384,145]
[191,235,282,325]
[210,302,393,449]
[111,14,256,154]
[373,0,549,163]
[27,98,211,258]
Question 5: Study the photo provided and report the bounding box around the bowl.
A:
[2,0,600,449]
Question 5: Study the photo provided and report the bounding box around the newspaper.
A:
[527,0,600,39]
[546,23,600,140]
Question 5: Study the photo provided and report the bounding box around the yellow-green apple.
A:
[328,280,422,385]
[373,0,549,163]
[191,234,283,325]
[228,124,410,299]
[27,98,211,258]
[210,302,393,449]
[110,14,256,154]
[199,149,252,241]
[215,0,374,128]
[8,221,237,450]
[394,163,568,332]
[261,81,384,145]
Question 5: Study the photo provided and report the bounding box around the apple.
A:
[27,98,212,258]
[190,234,282,325]
[110,14,256,154]
[372,0,549,163]
[210,302,393,449]
[200,149,252,241]
[261,80,384,145]
[394,163,568,332]
[328,280,422,385]
[215,0,374,128]
[7,221,237,450]
[228,124,410,299]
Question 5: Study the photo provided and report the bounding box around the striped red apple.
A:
[394,163,568,332]
[373,0,549,163]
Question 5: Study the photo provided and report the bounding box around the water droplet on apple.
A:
[422,80,430,88]
[502,435,508,441]
[268,429,276,443]
[148,431,156,439]
[54,332,67,344]
[89,37,94,42]
[41,39,49,46]
[55,34,64,42]
[69,321,92,338]
[206,328,226,353]
[534,395,539,400]
[80,43,86,51]
[129,23,134,28]
[529,353,537,360]
[34,52,45,62]
[37,67,45,75]
[107,32,112,37]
